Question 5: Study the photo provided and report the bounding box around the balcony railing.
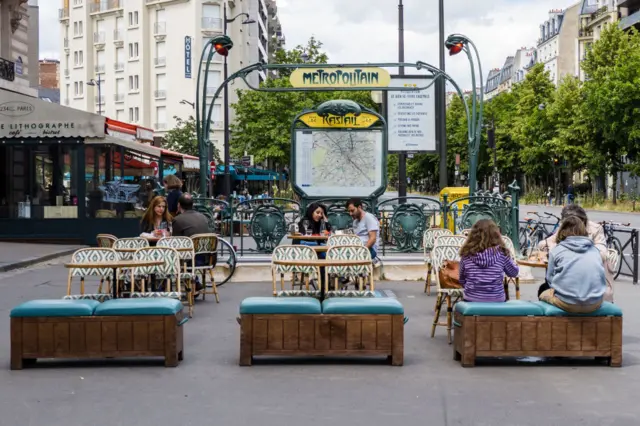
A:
[114,62,124,71]
[59,8,70,20]
[154,22,166,35]
[591,5,609,21]
[154,90,166,99]
[94,32,106,43]
[201,17,222,30]
[0,58,15,82]
[95,96,105,104]
[95,64,105,73]
[154,123,167,130]
[206,86,218,95]
[114,93,124,102]
[113,30,123,41]
[579,29,594,37]
[155,57,166,67]
[90,0,122,14]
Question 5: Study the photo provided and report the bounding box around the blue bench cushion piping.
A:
[11,299,100,317]
[322,298,404,315]
[94,298,183,316]
[240,297,321,315]
[455,301,545,316]
[534,301,622,317]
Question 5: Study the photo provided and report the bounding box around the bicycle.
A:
[599,221,629,280]
[519,212,560,257]
[194,202,237,287]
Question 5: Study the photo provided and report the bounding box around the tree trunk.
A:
[612,172,618,204]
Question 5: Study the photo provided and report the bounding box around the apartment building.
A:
[39,58,60,89]
[0,0,38,97]
[58,0,278,153]
[536,5,579,86]
[577,0,618,80]
[484,68,501,101]
[511,47,535,84]
[619,0,640,30]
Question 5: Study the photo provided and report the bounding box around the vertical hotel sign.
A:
[184,36,192,79]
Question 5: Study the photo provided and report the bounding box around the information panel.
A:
[387,76,436,152]
[294,129,384,197]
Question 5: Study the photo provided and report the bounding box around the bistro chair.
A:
[190,233,220,303]
[96,234,117,248]
[128,247,191,316]
[431,244,464,344]
[433,235,467,248]
[113,237,149,260]
[502,235,520,300]
[327,234,363,247]
[271,245,321,298]
[157,237,197,316]
[325,245,374,295]
[423,228,453,295]
[64,248,117,302]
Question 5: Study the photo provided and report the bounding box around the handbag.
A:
[438,260,462,289]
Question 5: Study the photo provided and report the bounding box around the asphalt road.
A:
[1,259,640,426]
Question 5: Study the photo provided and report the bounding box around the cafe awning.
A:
[85,135,161,157]
[0,90,105,139]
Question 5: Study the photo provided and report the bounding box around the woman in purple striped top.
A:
[458,220,519,303]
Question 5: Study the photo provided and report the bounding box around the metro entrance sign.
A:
[289,67,391,89]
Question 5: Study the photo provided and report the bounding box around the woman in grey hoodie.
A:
[541,216,606,313]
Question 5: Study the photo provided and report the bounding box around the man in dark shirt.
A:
[172,194,210,237]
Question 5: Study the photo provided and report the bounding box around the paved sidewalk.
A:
[0,242,83,272]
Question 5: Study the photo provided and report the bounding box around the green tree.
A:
[163,115,220,161]
[230,37,377,165]
[484,90,520,184]
[581,24,640,202]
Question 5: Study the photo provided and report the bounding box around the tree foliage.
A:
[163,115,220,161]
[230,37,377,165]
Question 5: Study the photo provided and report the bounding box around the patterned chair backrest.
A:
[434,235,467,248]
[113,237,149,260]
[328,234,363,247]
[431,244,462,273]
[191,233,219,254]
[132,247,180,278]
[69,248,118,277]
[96,234,117,248]
[326,245,372,277]
[607,248,619,271]
[423,228,453,253]
[272,245,319,275]
[157,236,195,262]
[502,235,517,259]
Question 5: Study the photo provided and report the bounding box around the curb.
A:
[0,249,79,273]
[520,204,640,216]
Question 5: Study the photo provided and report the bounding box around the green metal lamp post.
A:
[445,34,484,193]
[195,35,234,196]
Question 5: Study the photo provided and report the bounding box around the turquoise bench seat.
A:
[240,297,321,315]
[455,301,545,317]
[94,298,183,316]
[10,300,100,317]
[322,298,404,315]
[534,301,623,317]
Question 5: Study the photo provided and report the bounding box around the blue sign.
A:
[15,56,23,75]
[184,36,192,79]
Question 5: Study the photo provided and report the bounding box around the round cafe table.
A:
[65,260,163,299]
[288,234,330,242]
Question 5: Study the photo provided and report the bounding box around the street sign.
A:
[290,67,391,89]
[184,36,192,79]
[209,161,216,175]
[299,112,379,128]
[241,155,253,167]
[386,76,436,153]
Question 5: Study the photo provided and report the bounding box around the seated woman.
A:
[540,216,606,313]
[140,196,172,238]
[298,203,331,247]
[459,219,519,303]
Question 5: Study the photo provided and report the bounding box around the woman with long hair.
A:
[458,219,519,303]
[163,174,183,216]
[298,202,332,236]
[140,196,172,237]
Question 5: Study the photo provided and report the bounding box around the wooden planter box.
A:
[453,312,622,367]
[11,313,185,369]
[240,314,404,366]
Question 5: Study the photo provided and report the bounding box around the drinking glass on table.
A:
[302,219,312,236]
[157,222,169,237]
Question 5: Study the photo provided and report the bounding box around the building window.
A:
[129,107,139,122]
[128,42,139,60]
[73,21,83,37]
[73,50,84,67]
[116,109,125,120]
[73,0,83,5]
[202,4,222,30]
[115,78,125,102]
[128,11,139,27]
[74,81,84,97]
[128,75,139,91]
[155,106,167,130]
[155,41,166,67]
[155,74,166,99]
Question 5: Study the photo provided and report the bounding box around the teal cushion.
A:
[322,298,404,315]
[94,298,183,316]
[240,297,321,314]
[535,301,623,317]
[455,301,544,316]
[10,299,100,317]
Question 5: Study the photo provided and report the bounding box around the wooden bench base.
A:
[11,313,184,369]
[240,314,404,366]
[453,312,622,367]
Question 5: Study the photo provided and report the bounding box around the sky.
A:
[38,0,579,90]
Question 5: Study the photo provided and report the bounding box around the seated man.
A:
[537,204,613,302]
[346,198,380,260]
[172,194,211,291]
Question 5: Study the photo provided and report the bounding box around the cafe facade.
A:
[0,90,196,244]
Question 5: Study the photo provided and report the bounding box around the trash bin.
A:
[439,187,470,232]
